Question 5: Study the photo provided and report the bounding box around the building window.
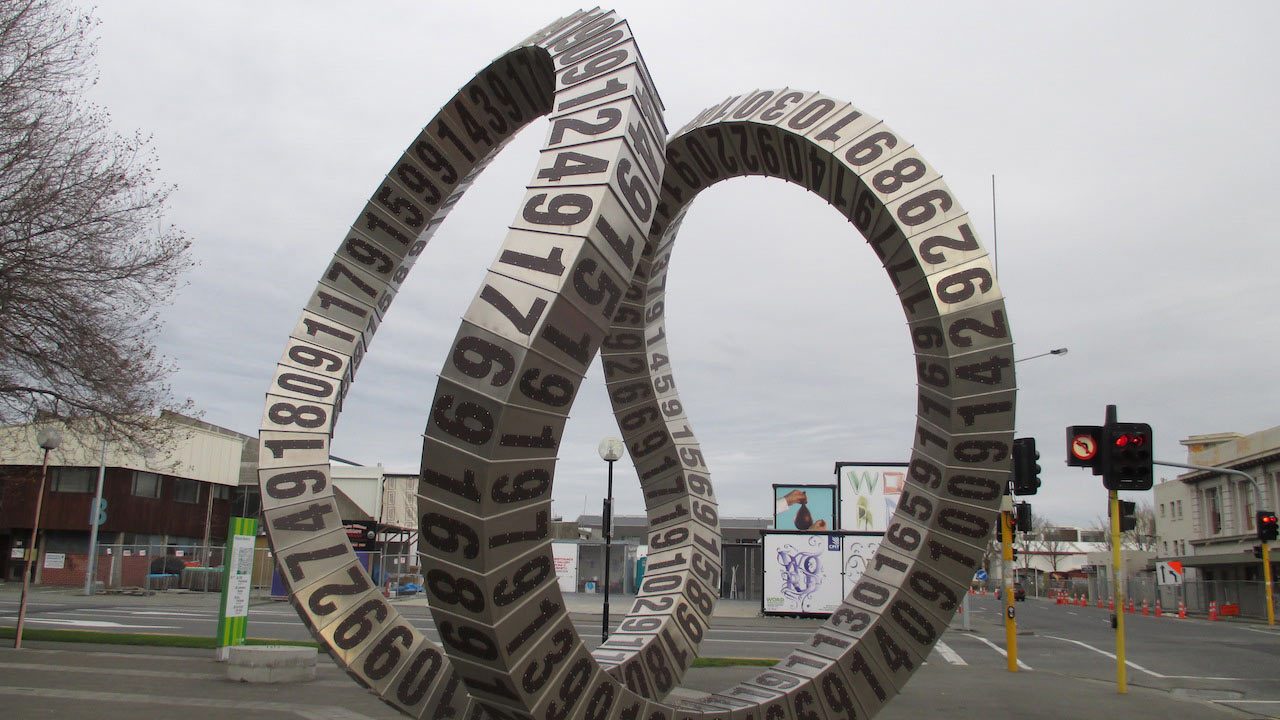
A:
[1159,503,1165,517]
[1162,541,1168,553]
[213,484,232,500]
[1176,500,1183,519]
[1206,488,1221,534]
[173,478,200,504]
[1244,486,1254,531]
[132,471,162,499]
[51,467,94,493]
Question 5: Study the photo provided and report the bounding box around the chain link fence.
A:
[25,542,288,595]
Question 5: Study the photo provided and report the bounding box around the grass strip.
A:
[0,627,317,649]
[1,627,776,667]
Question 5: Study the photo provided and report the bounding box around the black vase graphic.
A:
[794,503,813,530]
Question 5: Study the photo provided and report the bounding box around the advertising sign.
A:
[773,484,836,531]
[342,520,379,551]
[43,552,65,569]
[551,541,579,593]
[841,535,883,597]
[215,516,258,660]
[836,463,906,532]
[763,532,844,616]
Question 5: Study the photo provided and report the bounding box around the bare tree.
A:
[1033,516,1075,574]
[0,0,194,447]
[1090,500,1159,551]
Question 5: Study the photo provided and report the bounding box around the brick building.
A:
[0,413,249,587]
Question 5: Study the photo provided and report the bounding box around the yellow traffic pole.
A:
[1110,489,1127,694]
[1002,509,1018,672]
[1263,542,1275,626]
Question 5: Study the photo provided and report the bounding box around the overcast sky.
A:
[80,1,1279,529]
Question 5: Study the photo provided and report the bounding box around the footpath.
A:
[0,584,1259,719]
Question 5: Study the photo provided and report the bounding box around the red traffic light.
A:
[1113,432,1146,448]
[1263,515,1278,526]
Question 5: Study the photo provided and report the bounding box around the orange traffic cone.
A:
[1108,597,1114,611]
[1178,600,1187,619]
[1078,594,1086,607]
[1208,601,1218,621]
[1128,598,1136,613]
[1142,600,1149,616]
[1097,597,1104,609]
[1155,599,1163,617]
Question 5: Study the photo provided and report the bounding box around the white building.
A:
[1153,425,1280,617]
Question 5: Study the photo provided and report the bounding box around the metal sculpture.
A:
[257,9,1015,720]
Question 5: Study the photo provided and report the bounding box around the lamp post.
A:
[1014,347,1068,363]
[16,426,62,649]
[597,437,623,642]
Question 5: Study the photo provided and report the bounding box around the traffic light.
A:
[1258,511,1279,542]
[1118,500,1137,532]
[1012,546,1019,563]
[1100,421,1153,491]
[1012,437,1041,495]
[1015,501,1033,532]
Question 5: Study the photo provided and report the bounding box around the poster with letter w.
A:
[836,462,906,533]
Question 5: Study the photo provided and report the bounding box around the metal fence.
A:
[1090,572,1278,618]
[29,542,241,593]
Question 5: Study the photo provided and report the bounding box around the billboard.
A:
[841,534,883,597]
[551,542,578,593]
[763,532,844,616]
[837,463,906,532]
[773,484,836,531]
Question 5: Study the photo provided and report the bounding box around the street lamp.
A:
[597,437,623,642]
[1014,347,1068,364]
[15,426,62,649]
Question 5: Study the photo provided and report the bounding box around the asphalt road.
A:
[2,590,1278,717]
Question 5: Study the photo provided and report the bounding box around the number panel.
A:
[268,364,344,407]
[420,496,553,589]
[426,378,567,462]
[274,529,355,595]
[420,436,557,518]
[264,498,344,553]
[290,310,365,363]
[261,392,334,437]
[438,320,583,418]
[258,430,329,471]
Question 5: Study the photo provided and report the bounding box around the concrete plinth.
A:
[225,645,317,683]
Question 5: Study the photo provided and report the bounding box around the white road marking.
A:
[0,618,179,630]
[975,637,1032,670]
[933,640,966,665]
[1040,635,1250,680]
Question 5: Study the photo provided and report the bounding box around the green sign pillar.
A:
[214,516,258,661]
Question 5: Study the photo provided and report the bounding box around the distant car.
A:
[1013,582,1026,601]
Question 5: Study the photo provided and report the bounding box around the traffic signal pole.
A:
[1264,543,1275,627]
[1109,489,1127,694]
[1001,509,1018,672]
[1155,459,1274,626]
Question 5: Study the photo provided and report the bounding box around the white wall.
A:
[0,417,244,486]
